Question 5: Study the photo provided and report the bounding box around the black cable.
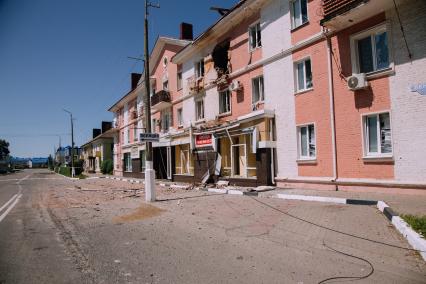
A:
[248,196,425,253]
[392,0,412,59]
[318,240,374,284]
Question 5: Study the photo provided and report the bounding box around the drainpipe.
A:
[325,29,339,191]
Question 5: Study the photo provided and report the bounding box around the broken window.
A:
[195,59,205,78]
[212,40,230,77]
[249,23,261,50]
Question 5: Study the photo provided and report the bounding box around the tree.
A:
[0,139,10,160]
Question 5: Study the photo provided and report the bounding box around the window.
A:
[298,124,316,159]
[249,23,261,50]
[177,70,182,90]
[219,90,231,114]
[351,25,390,74]
[252,76,264,106]
[133,123,138,142]
[195,60,205,78]
[295,58,313,92]
[363,112,392,156]
[195,99,204,121]
[140,150,146,172]
[163,80,169,91]
[161,109,172,132]
[124,153,132,172]
[150,82,156,97]
[291,0,308,29]
[177,108,183,126]
[127,129,130,144]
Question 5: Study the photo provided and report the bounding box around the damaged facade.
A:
[107,0,426,191]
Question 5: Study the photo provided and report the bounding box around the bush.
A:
[58,166,83,177]
[101,159,113,175]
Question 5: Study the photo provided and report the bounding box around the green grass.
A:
[401,214,426,237]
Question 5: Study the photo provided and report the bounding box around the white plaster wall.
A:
[181,60,196,127]
[261,0,298,178]
[387,0,426,183]
[204,88,219,121]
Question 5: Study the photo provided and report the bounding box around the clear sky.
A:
[0,0,236,158]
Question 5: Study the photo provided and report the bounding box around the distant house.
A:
[81,122,114,173]
[55,146,81,167]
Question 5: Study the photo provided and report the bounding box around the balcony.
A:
[151,90,171,111]
[321,0,393,30]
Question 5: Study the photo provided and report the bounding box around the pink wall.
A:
[331,13,393,179]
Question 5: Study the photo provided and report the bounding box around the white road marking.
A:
[0,194,22,223]
[0,177,61,182]
[0,174,30,223]
[0,194,18,213]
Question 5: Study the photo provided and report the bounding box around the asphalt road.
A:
[0,169,425,284]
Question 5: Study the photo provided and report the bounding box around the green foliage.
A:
[0,139,10,160]
[101,159,113,175]
[58,166,83,177]
[401,214,426,237]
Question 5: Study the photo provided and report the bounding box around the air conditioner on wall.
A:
[347,73,369,91]
[228,80,242,92]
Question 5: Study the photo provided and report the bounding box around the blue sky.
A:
[0,0,236,157]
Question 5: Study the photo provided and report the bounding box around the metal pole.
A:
[143,0,159,202]
[63,109,75,178]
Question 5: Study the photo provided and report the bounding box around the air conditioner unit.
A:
[228,80,242,92]
[347,73,368,91]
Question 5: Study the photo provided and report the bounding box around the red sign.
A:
[195,134,213,147]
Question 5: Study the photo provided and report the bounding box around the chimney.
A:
[101,121,112,133]
[92,128,101,139]
[180,22,193,41]
[131,73,142,90]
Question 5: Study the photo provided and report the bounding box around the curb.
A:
[271,193,426,261]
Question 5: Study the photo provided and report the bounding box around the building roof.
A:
[108,37,191,113]
[172,0,267,64]
[81,128,115,148]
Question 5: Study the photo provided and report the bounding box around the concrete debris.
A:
[170,184,192,190]
[254,186,275,192]
[216,180,229,188]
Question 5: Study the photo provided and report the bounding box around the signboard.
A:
[195,134,213,148]
[131,147,139,159]
[139,133,160,142]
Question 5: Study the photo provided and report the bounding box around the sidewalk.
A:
[260,188,426,216]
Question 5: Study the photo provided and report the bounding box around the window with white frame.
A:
[351,24,390,74]
[140,150,146,172]
[298,124,316,159]
[219,90,231,114]
[295,58,313,92]
[291,0,308,29]
[161,109,172,132]
[195,59,205,78]
[252,76,264,106]
[152,118,156,133]
[127,129,130,144]
[133,123,138,142]
[363,112,392,156]
[177,108,183,126]
[195,99,204,121]
[177,70,182,90]
[124,153,132,172]
[249,23,261,50]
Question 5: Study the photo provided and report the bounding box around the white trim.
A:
[294,56,313,93]
[296,122,316,160]
[290,0,309,30]
[361,110,393,158]
[251,75,265,108]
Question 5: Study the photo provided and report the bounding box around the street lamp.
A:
[63,109,75,178]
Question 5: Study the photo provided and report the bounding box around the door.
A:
[231,144,246,177]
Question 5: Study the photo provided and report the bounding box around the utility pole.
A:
[63,109,75,178]
[143,0,159,202]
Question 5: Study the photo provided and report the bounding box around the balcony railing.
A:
[321,0,368,24]
[151,90,171,111]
